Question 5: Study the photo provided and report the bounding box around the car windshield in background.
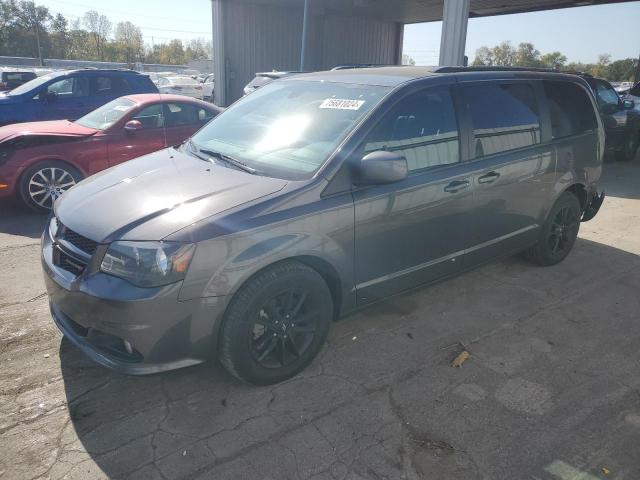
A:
[75,97,137,130]
[169,77,198,85]
[190,80,390,179]
[6,72,61,95]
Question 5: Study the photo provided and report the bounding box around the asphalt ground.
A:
[1,159,640,480]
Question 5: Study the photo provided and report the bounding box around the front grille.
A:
[53,246,86,276]
[56,219,98,255]
[52,218,99,276]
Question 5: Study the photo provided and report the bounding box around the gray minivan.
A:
[42,67,605,385]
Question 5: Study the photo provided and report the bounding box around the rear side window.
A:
[362,86,460,171]
[163,103,212,127]
[94,76,130,96]
[544,81,598,139]
[464,82,541,158]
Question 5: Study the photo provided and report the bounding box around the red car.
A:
[0,94,221,211]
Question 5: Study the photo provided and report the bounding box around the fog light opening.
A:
[123,340,133,355]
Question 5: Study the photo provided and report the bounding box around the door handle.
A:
[478,171,500,184]
[443,180,470,193]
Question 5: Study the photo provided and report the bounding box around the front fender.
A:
[177,195,356,314]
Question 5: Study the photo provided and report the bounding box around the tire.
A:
[523,192,582,266]
[219,260,333,385]
[616,134,639,162]
[19,161,83,213]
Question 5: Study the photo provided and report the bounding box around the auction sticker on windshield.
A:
[320,98,365,110]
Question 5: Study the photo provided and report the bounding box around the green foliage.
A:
[472,41,637,82]
[0,0,212,65]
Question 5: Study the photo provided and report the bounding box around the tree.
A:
[592,53,611,78]
[159,39,185,65]
[606,58,637,82]
[185,38,211,61]
[472,46,492,66]
[49,13,69,59]
[513,42,541,67]
[540,51,567,69]
[83,10,111,60]
[114,21,143,64]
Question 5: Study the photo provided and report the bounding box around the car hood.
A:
[55,148,288,242]
[0,120,97,142]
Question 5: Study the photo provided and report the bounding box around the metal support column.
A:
[211,0,226,106]
[300,0,310,71]
[438,0,470,66]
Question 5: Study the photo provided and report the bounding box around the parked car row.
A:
[0,68,222,210]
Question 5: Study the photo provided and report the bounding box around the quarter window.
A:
[362,87,460,171]
[544,81,598,139]
[464,83,541,158]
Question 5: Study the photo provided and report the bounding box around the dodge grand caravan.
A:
[42,67,605,385]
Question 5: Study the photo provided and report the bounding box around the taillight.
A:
[0,82,7,89]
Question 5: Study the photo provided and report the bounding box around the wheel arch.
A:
[565,183,588,211]
[17,157,86,187]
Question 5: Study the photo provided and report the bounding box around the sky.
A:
[36,0,640,64]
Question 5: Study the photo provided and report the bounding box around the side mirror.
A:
[354,150,408,186]
[623,99,635,110]
[124,119,143,133]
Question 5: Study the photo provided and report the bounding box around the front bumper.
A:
[42,227,226,375]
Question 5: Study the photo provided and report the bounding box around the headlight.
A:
[100,241,195,287]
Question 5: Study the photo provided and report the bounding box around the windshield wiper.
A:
[198,147,258,175]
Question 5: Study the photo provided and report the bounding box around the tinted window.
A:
[594,80,619,108]
[45,77,90,98]
[464,83,540,158]
[132,104,164,129]
[163,103,210,127]
[629,82,640,97]
[544,81,598,139]
[362,86,459,171]
[94,76,130,96]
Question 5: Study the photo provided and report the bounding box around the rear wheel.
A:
[19,161,82,213]
[219,260,333,385]
[523,192,581,266]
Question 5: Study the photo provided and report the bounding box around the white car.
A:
[201,74,214,102]
[157,76,204,99]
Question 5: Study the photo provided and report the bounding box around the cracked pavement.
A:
[2,161,640,479]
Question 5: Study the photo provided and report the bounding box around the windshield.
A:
[191,79,390,179]
[7,72,62,96]
[75,97,136,130]
[170,77,198,85]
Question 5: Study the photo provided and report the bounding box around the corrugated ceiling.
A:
[241,0,635,23]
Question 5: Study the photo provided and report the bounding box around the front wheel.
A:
[19,161,83,213]
[219,260,333,385]
[523,192,581,266]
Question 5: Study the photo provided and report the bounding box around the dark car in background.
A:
[0,70,37,92]
[42,67,604,385]
[242,71,304,95]
[0,94,220,211]
[581,75,640,161]
[0,69,158,127]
